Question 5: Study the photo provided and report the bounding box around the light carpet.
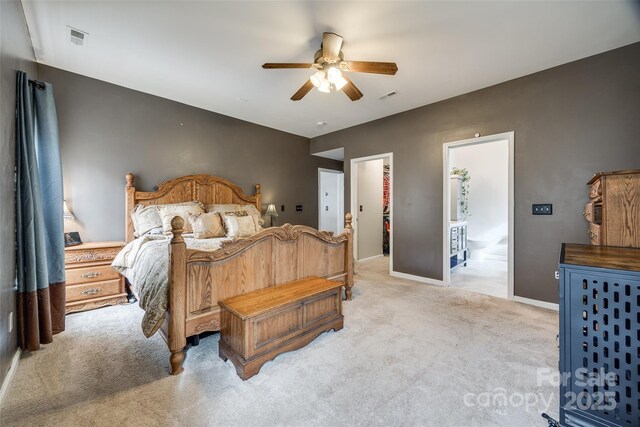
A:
[1,257,560,426]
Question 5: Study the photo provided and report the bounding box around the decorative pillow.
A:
[223,210,248,217]
[208,204,264,226]
[187,212,225,239]
[156,201,205,234]
[242,205,265,227]
[223,214,258,238]
[206,204,243,213]
[131,204,163,237]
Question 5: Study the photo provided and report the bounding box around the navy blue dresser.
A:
[559,244,640,427]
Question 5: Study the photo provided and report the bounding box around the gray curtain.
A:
[15,71,65,351]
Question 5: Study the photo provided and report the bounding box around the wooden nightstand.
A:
[64,241,128,314]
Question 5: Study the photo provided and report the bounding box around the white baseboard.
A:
[390,270,445,286]
[513,296,559,311]
[0,349,21,411]
[358,254,384,263]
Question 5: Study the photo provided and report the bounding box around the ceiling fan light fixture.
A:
[326,66,342,84]
[263,32,397,101]
[318,79,331,93]
[333,75,348,91]
[310,70,325,88]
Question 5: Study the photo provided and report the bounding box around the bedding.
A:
[223,214,257,238]
[112,234,229,337]
[131,204,163,237]
[207,203,264,227]
[188,212,226,239]
[157,201,205,234]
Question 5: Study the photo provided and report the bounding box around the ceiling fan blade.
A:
[322,32,343,60]
[262,63,313,69]
[345,61,398,75]
[291,80,314,101]
[341,75,363,101]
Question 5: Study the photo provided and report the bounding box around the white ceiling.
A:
[312,147,344,161]
[22,1,640,138]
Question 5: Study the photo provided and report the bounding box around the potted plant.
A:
[450,167,470,219]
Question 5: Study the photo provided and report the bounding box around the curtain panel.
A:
[15,71,65,351]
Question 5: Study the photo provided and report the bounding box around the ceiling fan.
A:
[262,32,398,101]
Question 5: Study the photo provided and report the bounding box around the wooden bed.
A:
[124,173,354,374]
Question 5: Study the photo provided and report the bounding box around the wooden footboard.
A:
[164,214,353,375]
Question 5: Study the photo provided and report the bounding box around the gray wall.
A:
[0,0,37,388]
[37,65,342,243]
[311,42,640,304]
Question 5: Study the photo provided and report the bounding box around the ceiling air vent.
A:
[67,26,88,46]
[379,91,398,100]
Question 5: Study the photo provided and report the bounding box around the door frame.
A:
[317,168,344,234]
[442,131,515,299]
[350,152,393,273]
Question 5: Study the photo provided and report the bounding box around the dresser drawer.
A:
[64,243,122,266]
[587,223,601,245]
[66,279,122,303]
[582,202,602,224]
[66,264,120,285]
[588,179,602,199]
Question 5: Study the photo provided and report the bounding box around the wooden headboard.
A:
[125,173,261,242]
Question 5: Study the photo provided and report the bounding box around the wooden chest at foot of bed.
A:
[218,276,344,380]
[64,241,128,314]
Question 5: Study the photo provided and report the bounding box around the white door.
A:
[356,159,384,261]
[318,169,344,234]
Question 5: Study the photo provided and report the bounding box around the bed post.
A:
[125,173,136,242]
[255,184,262,212]
[344,213,354,300]
[168,216,187,375]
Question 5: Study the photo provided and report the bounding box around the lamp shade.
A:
[265,203,278,217]
[327,66,342,84]
[310,70,325,88]
[333,74,348,91]
[63,200,75,220]
[317,79,331,93]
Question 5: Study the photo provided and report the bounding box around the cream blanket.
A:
[112,235,229,337]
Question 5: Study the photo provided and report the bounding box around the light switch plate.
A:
[532,204,552,215]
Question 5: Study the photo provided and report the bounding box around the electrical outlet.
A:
[532,204,553,215]
[296,205,303,212]
[281,205,285,212]
[554,271,559,280]
[8,312,13,333]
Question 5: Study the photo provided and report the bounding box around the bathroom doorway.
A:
[443,133,514,299]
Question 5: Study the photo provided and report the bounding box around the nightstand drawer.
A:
[66,265,120,285]
[66,279,121,302]
[64,242,123,266]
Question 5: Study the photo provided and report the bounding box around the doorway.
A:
[318,168,344,234]
[442,132,514,299]
[351,153,393,274]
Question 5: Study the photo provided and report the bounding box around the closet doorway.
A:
[442,132,514,299]
[351,153,393,274]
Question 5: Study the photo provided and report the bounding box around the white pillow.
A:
[131,204,163,237]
